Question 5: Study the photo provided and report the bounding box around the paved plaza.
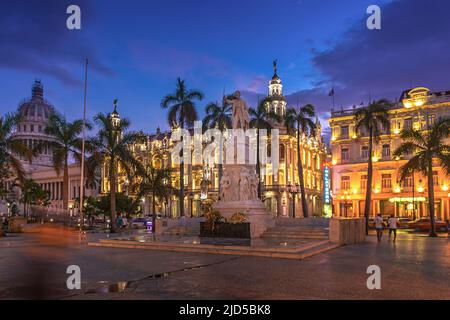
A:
[0,229,449,300]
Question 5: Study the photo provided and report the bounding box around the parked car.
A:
[407,218,448,232]
[131,217,149,229]
[397,217,413,229]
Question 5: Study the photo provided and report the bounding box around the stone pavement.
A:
[0,229,449,299]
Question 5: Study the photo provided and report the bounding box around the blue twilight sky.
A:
[1,0,449,139]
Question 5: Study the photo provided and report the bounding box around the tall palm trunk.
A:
[218,139,223,199]
[152,192,156,234]
[109,158,117,231]
[297,127,308,218]
[427,159,437,237]
[364,128,374,235]
[256,128,261,199]
[63,156,69,210]
[179,132,185,217]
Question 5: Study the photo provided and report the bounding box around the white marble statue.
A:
[221,166,258,202]
[224,91,250,130]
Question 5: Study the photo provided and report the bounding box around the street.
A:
[0,230,449,300]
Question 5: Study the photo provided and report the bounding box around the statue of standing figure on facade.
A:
[224,91,250,130]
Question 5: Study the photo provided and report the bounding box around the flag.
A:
[328,88,335,97]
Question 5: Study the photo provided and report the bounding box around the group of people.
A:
[116,214,129,230]
[374,213,400,242]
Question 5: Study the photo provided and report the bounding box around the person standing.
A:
[374,213,384,242]
[388,214,399,242]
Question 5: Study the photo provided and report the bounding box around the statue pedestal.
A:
[213,200,275,238]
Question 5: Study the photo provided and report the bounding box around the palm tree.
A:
[161,78,204,217]
[138,164,172,234]
[249,98,281,199]
[284,104,316,218]
[0,113,32,183]
[203,98,232,197]
[354,99,390,235]
[20,179,50,219]
[87,102,146,231]
[393,118,450,237]
[43,113,91,210]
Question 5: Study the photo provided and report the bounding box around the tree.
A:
[20,179,50,218]
[161,78,204,217]
[249,98,281,198]
[75,196,99,227]
[203,98,232,196]
[354,99,390,235]
[137,164,172,234]
[393,118,450,237]
[284,104,316,218]
[42,113,91,210]
[87,102,146,231]
[0,113,33,183]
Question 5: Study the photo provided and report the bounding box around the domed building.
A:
[1,80,99,213]
[12,80,56,172]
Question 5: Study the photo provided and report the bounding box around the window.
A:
[341,147,349,160]
[279,144,285,162]
[361,146,369,159]
[340,126,349,137]
[427,114,436,127]
[433,171,439,186]
[341,176,350,190]
[30,125,34,132]
[382,174,392,189]
[23,125,27,132]
[404,118,412,130]
[360,175,367,190]
[381,122,390,134]
[402,176,413,188]
[382,144,391,158]
[38,125,42,132]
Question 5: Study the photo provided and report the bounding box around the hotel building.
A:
[329,87,450,220]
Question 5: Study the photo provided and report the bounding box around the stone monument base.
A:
[213,200,275,238]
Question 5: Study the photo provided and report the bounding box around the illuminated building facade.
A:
[101,65,327,218]
[329,87,450,220]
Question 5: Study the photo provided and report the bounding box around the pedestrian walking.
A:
[374,213,384,242]
[387,214,399,242]
[122,216,128,230]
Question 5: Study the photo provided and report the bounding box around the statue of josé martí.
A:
[224,90,250,130]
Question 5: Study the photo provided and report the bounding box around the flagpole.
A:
[80,58,88,232]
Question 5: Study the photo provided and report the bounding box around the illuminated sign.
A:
[388,197,426,203]
[323,166,331,204]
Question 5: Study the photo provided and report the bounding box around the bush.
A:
[230,212,247,224]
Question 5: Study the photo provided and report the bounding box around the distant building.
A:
[328,87,450,220]
[1,80,97,214]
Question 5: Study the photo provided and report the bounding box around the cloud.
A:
[310,0,449,106]
[130,43,230,80]
[0,0,113,87]
[283,0,450,141]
